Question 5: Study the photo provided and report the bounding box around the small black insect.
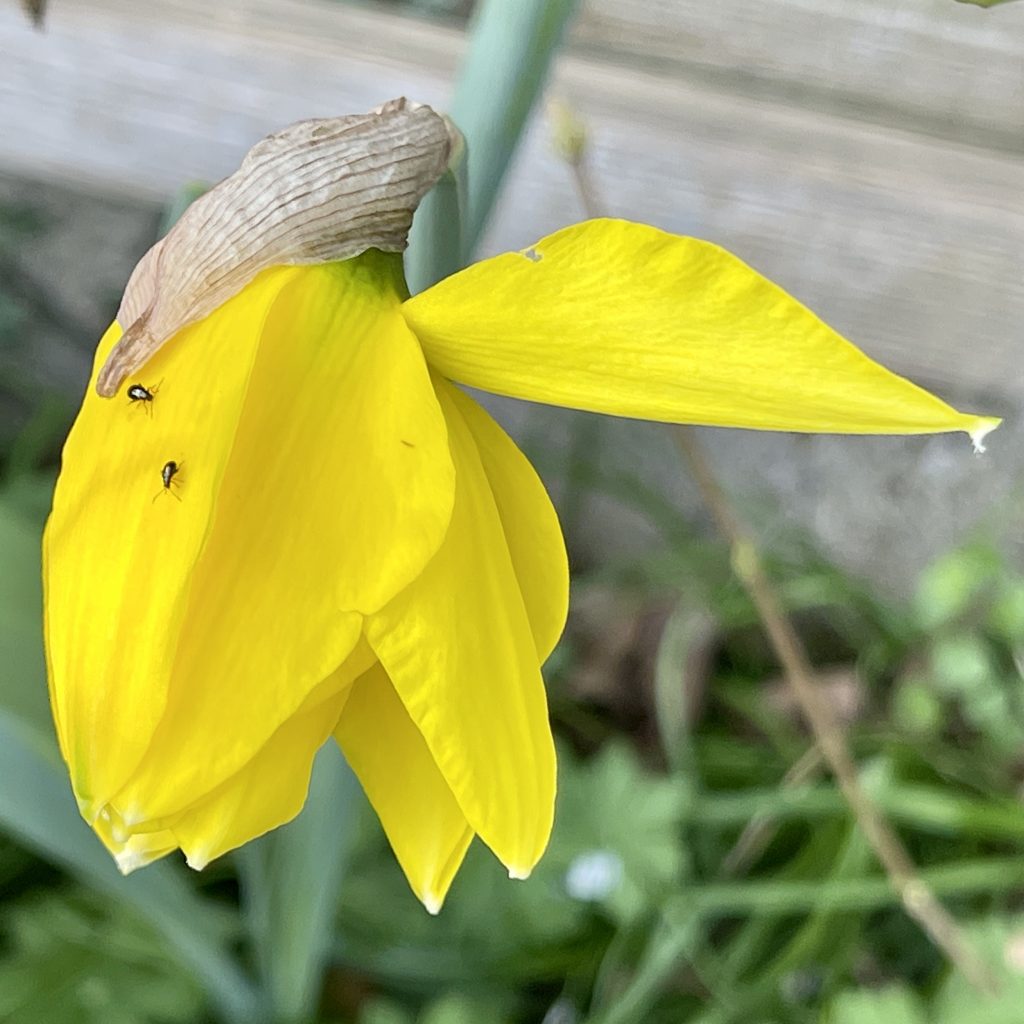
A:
[127,380,161,414]
[153,460,183,503]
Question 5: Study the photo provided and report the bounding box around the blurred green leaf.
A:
[988,578,1024,639]
[551,743,690,925]
[0,890,204,1024]
[4,396,72,482]
[586,903,700,1024]
[360,999,416,1024]
[913,546,997,630]
[892,675,944,736]
[0,495,49,732]
[421,992,509,1024]
[931,634,994,691]
[0,711,262,1024]
[932,917,1024,1023]
[239,743,360,1023]
[930,633,1024,754]
[653,601,714,775]
[827,986,927,1024]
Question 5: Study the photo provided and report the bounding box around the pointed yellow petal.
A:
[403,219,998,442]
[441,383,568,662]
[109,256,454,827]
[365,382,556,878]
[92,811,178,876]
[107,641,376,867]
[335,661,473,912]
[45,274,293,815]
[46,253,455,837]
[170,688,350,870]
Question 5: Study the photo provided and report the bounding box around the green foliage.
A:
[2,4,1023,1020]
[0,890,203,1024]
[0,495,49,732]
[829,916,1024,1023]
[828,987,927,1024]
[551,743,690,925]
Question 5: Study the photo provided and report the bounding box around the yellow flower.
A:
[43,110,997,914]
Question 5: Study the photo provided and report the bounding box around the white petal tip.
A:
[422,893,443,916]
[184,851,210,872]
[508,866,532,881]
[969,418,1001,454]
[114,850,147,876]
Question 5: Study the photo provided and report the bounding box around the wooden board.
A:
[574,0,1024,153]
[0,0,1021,401]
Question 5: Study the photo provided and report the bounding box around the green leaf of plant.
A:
[0,710,262,1024]
[933,916,1024,1023]
[0,890,204,1024]
[827,986,928,1024]
[0,495,50,731]
[547,742,691,925]
[653,600,715,774]
[238,742,360,1022]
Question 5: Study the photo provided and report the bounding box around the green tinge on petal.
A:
[365,382,556,879]
[336,661,473,912]
[403,219,999,444]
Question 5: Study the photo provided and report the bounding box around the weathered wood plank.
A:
[574,0,1024,152]
[0,0,1020,402]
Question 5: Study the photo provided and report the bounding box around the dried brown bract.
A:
[97,98,456,397]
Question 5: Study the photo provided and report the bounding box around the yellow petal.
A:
[93,812,178,876]
[335,661,473,912]
[441,383,568,662]
[45,274,292,815]
[107,641,376,868]
[169,688,351,871]
[46,253,455,834]
[365,382,556,879]
[403,219,999,444]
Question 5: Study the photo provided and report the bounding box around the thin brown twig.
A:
[674,427,997,993]
[554,103,996,993]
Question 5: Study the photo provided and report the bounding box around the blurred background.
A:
[2,1,1024,1022]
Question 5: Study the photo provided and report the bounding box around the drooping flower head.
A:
[44,99,998,911]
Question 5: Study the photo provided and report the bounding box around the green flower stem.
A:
[404,145,467,295]
[407,0,579,292]
[455,0,580,251]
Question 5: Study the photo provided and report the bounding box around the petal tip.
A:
[969,416,1001,454]
[184,848,211,872]
[508,865,532,881]
[421,892,444,915]
[114,848,148,876]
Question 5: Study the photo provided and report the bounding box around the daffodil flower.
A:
[43,99,998,913]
